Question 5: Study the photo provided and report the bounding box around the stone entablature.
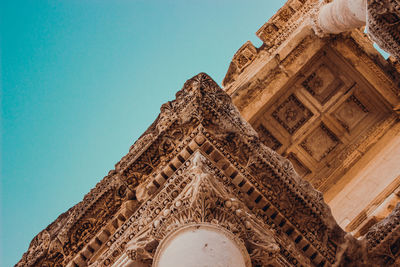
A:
[221,0,400,241]
[17,73,400,266]
[97,73,345,267]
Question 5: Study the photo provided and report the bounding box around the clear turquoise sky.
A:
[1,1,288,266]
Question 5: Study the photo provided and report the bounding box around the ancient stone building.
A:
[17,0,400,266]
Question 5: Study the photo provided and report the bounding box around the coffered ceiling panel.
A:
[253,46,392,191]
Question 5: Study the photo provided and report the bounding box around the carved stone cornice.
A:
[15,171,131,267]
[95,73,354,266]
[366,203,400,266]
[223,0,320,88]
[255,0,319,52]
[367,0,400,60]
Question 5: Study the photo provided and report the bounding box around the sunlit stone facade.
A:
[17,0,400,266]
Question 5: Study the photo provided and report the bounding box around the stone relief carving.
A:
[17,72,400,266]
[367,0,400,60]
[223,0,320,88]
[16,173,133,267]
[256,0,319,51]
[272,94,314,134]
[96,151,284,267]
[334,95,369,131]
[17,230,51,266]
[88,73,353,267]
[256,124,282,151]
[301,64,343,105]
[300,123,339,162]
[366,203,400,266]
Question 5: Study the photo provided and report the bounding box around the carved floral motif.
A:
[272,94,314,134]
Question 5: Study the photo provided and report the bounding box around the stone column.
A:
[317,0,367,34]
[315,0,400,60]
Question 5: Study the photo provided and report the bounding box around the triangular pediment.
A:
[18,73,385,267]
[112,151,283,266]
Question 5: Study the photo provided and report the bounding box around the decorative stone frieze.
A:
[367,0,400,60]
[366,203,400,266]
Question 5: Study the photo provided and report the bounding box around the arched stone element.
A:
[153,224,251,267]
